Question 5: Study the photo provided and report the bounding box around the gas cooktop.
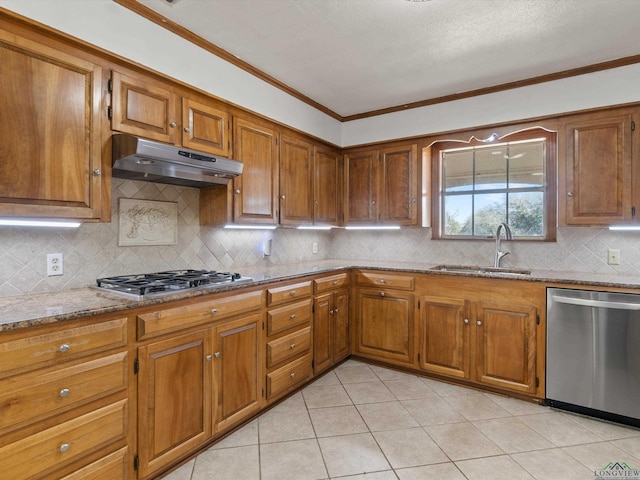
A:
[95,269,252,298]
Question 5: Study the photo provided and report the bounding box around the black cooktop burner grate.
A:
[96,269,244,296]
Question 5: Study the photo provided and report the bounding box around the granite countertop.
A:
[2,259,640,332]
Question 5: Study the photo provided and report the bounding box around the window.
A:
[431,128,556,240]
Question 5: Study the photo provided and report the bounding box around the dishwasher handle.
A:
[551,295,640,311]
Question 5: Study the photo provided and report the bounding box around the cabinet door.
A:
[332,290,350,363]
[279,135,313,225]
[232,118,279,224]
[137,330,211,478]
[313,293,333,374]
[182,97,230,156]
[111,71,178,144]
[475,303,537,394]
[315,147,342,226]
[354,288,414,365]
[344,150,378,224]
[213,313,262,433]
[379,144,418,225]
[0,30,103,220]
[420,296,470,379]
[563,112,633,225]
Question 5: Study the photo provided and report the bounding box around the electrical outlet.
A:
[47,253,63,276]
[312,242,318,254]
[608,248,620,265]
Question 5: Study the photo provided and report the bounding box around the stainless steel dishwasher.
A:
[547,288,640,427]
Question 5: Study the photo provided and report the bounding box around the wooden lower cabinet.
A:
[137,329,212,479]
[313,289,349,374]
[212,313,263,433]
[353,287,415,366]
[419,277,542,396]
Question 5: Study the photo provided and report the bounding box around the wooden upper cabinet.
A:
[344,143,418,225]
[182,97,230,156]
[561,110,634,225]
[344,150,378,224]
[0,30,104,220]
[314,147,342,226]
[279,135,314,225]
[110,70,179,144]
[379,144,418,225]
[232,117,279,224]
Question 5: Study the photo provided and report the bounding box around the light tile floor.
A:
[162,359,640,480]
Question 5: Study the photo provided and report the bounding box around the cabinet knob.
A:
[334,308,339,314]
[380,292,385,297]
[59,443,70,453]
[464,318,469,324]
[210,308,218,315]
[235,189,241,195]
[93,169,102,175]
[290,313,297,319]
[371,200,376,205]
[290,343,296,349]
[290,372,296,378]
[378,279,386,284]
[184,127,191,133]
[290,290,297,296]
[169,121,177,128]
[59,388,70,397]
[477,320,482,326]
[214,352,221,358]
[59,344,70,353]
[330,309,334,315]
[206,355,212,361]
[281,195,286,200]
[567,191,573,197]
[333,280,338,285]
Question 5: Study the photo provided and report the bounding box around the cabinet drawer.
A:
[267,281,312,306]
[314,273,349,293]
[0,317,127,376]
[0,352,127,432]
[138,289,263,339]
[0,399,127,480]
[267,354,312,399]
[267,299,312,336]
[266,326,311,368]
[60,446,127,480]
[356,272,415,290]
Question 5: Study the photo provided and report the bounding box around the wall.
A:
[1,178,639,297]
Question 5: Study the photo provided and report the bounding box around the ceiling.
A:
[132,0,640,119]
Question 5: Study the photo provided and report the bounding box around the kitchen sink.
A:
[430,265,531,277]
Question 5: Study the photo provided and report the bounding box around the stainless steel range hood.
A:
[112,134,242,188]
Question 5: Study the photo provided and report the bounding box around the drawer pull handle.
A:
[290,290,297,296]
[59,388,70,398]
[290,372,296,378]
[59,344,70,353]
[210,309,218,315]
[290,314,297,319]
[290,343,296,349]
[59,443,70,453]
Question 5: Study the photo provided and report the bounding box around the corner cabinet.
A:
[560,107,637,225]
[344,144,418,226]
[0,29,105,220]
[352,271,416,367]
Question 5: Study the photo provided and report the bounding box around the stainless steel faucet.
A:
[494,222,513,268]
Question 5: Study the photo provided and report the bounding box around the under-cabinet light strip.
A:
[0,218,81,228]
[344,225,401,230]
[609,225,640,231]
[223,224,277,230]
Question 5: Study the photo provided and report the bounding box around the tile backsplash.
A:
[1,179,639,297]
